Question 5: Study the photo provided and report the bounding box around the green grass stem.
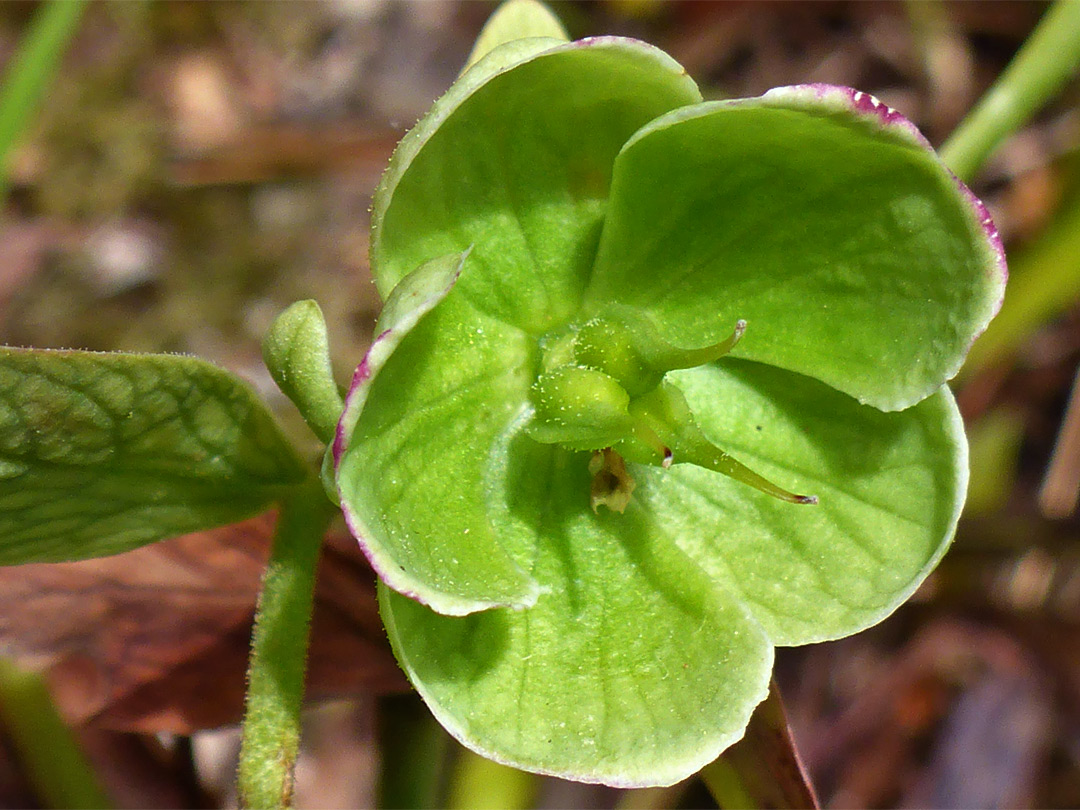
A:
[377,695,454,810]
[0,0,86,200]
[941,0,1080,182]
[0,658,112,809]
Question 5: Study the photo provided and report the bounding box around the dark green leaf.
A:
[0,347,307,564]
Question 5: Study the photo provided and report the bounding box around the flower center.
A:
[526,313,817,512]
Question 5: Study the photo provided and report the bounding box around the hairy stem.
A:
[237,478,332,809]
[940,0,1080,182]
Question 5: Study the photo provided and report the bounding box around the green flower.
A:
[333,23,1004,787]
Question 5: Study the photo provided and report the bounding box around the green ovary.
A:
[526,314,817,511]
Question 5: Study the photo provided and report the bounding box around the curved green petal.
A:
[636,359,966,645]
[380,439,772,787]
[587,85,1006,411]
[372,38,701,334]
[336,257,542,615]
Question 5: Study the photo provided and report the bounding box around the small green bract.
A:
[334,4,1006,787]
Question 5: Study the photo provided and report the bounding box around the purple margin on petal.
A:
[951,175,1009,295]
[338,476,429,605]
[331,328,391,468]
[762,83,1009,300]
[333,252,466,473]
[332,326,430,606]
[329,250,538,616]
[784,83,933,148]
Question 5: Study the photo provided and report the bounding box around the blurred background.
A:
[0,1,1078,807]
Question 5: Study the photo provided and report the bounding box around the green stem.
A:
[0,0,86,200]
[614,784,689,810]
[237,478,332,809]
[377,695,453,810]
[0,658,112,809]
[940,0,1080,182]
[446,748,540,810]
[700,758,758,810]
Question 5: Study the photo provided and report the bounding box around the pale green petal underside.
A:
[642,359,966,645]
[380,441,773,787]
[462,0,569,74]
[372,38,701,333]
[588,92,1004,411]
[336,257,541,615]
[0,347,306,564]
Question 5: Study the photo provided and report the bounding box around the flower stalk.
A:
[237,477,333,809]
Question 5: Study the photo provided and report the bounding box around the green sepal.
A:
[643,359,967,644]
[379,441,774,788]
[0,347,307,565]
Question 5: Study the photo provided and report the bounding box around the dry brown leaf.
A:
[717,678,819,809]
[0,513,406,734]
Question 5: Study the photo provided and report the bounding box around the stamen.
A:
[629,420,672,467]
[688,445,818,505]
[627,381,817,505]
[658,319,747,370]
